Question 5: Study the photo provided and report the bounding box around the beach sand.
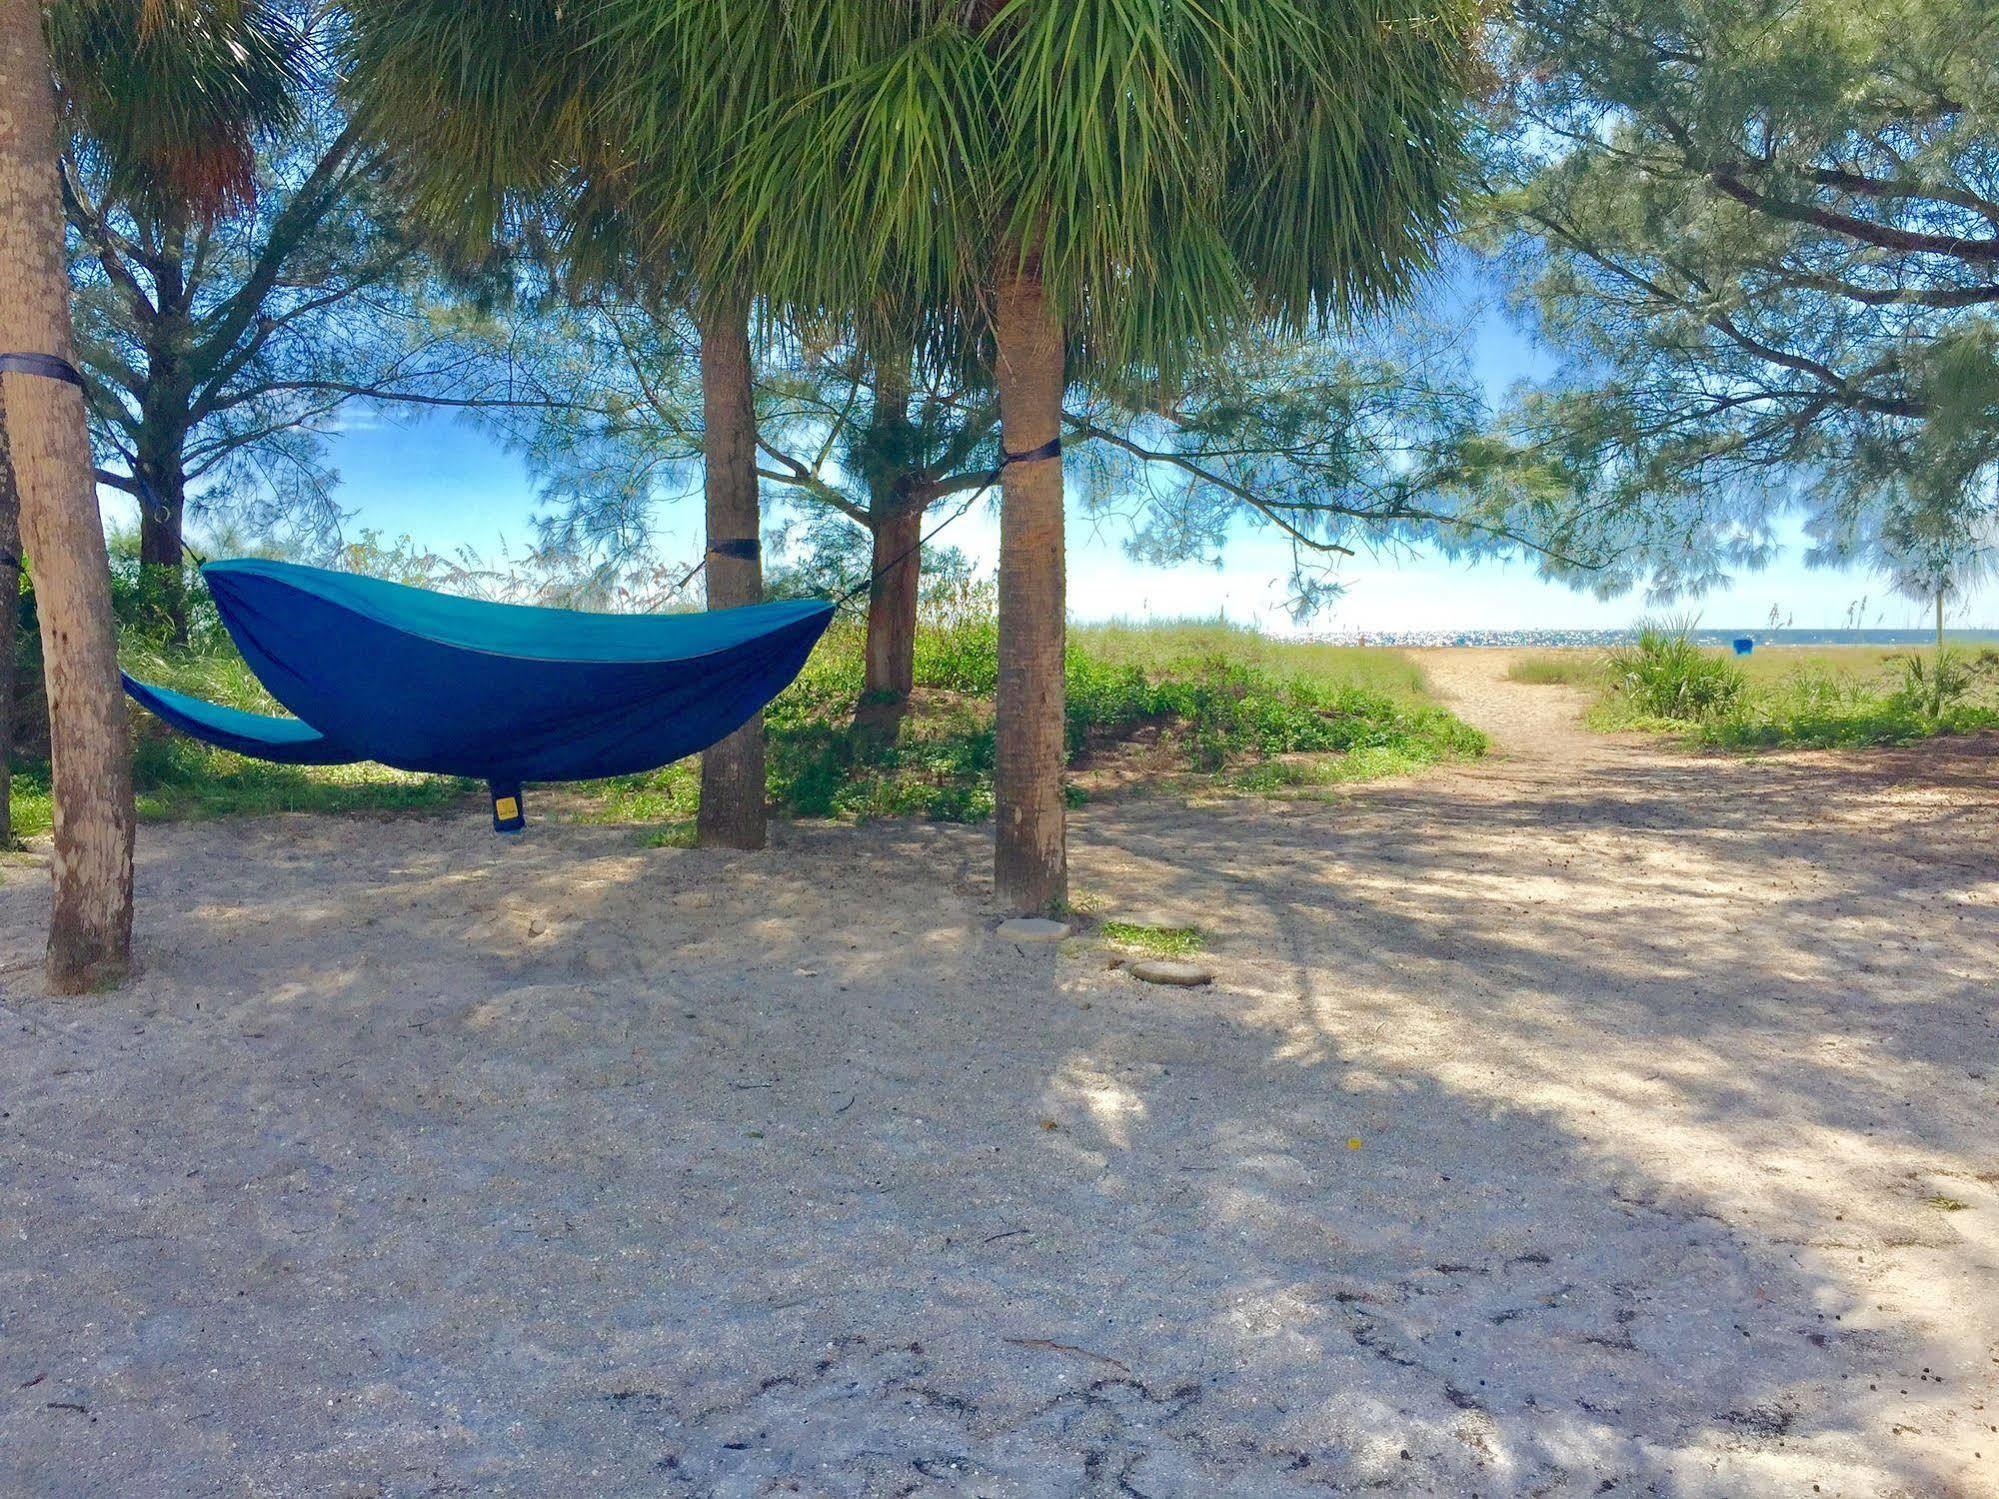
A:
[1,650,1993,1496]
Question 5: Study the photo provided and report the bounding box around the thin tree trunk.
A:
[862,350,920,705]
[0,0,136,990]
[136,452,188,643]
[695,294,766,851]
[0,391,19,847]
[991,263,1067,914]
[863,500,922,703]
[136,235,190,643]
[1936,587,1945,655]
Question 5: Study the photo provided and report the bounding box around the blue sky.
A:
[119,275,1993,636]
[293,409,1959,634]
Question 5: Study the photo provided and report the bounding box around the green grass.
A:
[637,820,699,849]
[568,604,1483,827]
[1506,652,1601,686]
[1576,625,1999,750]
[6,752,470,842]
[1100,920,1205,958]
[7,597,1485,841]
[6,640,474,842]
[1732,645,1906,685]
[1074,618,1434,704]
[8,767,50,846]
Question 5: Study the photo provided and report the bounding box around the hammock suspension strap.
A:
[0,352,84,387]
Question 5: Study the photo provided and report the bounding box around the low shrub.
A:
[1602,622,1746,723]
[1584,634,1999,751]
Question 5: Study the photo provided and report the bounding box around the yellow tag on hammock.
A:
[494,797,519,820]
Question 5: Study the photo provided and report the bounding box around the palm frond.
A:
[48,0,308,220]
[339,0,1479,375]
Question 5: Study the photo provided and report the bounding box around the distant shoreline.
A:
[1309,629,1999,649]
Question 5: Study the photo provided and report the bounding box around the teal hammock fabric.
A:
[122,559,835,830]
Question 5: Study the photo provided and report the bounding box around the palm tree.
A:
[347,1,1474,896]
[1,0,133,988]
[46,0,307,639]
[715,0,1478,911]
[341,0,816,850]
[2,0,313,987]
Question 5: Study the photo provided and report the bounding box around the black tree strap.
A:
[0,352,85,388]
[708,537,761,561]
[0,354,90,578]
[1001,436,1062,466]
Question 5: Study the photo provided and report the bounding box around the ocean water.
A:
[1307,628,1999,649]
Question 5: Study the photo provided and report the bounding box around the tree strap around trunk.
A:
[1001,436,1062,466]
[0,355,87,576]
[708,538,761,561]
[0,352,85,387]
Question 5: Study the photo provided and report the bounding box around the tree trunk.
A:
[695,295,767,851]
[863,500,922,703]
[0,0,136,990]
[136,452,188,643]
[135,228,191,643]
[860,347,919,705]
[1936,587,1945,655]
[991,264,1067,914]
[0,391,19,847]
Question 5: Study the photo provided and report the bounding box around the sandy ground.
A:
[1,649,1995,1498]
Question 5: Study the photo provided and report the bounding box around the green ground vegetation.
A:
[1510,626,1999,750]
[6,569,1486,842]
[573,596,1486,827]
[1098,920,1206,959]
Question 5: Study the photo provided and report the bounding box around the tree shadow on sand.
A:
[0,763,1990,1494]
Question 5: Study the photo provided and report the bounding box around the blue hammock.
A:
[122,559,834,830]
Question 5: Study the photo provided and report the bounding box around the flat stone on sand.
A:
[996,917,1071,943]
[1129,958,1214,986]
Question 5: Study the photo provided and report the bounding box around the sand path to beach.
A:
[3,650,1994,1496]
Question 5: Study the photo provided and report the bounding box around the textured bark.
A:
[0,392,18,847]
[861,351,919,705]
[136,451,188,642]
[695,296,767,851]
[134,209,192,641]
[991,265,1067,914]
[863,500,922,703]
[0,0,136,989]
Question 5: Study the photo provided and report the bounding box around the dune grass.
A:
[1075,618,1434,703]
[6,599,1484,842]
[1567,626,1999,750]
[574,603,1485,827]
[1505,652,1601,687]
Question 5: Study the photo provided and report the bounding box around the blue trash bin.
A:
[1732,637,1754,656]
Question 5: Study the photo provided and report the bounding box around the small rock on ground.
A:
[1129,958,1214,987]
